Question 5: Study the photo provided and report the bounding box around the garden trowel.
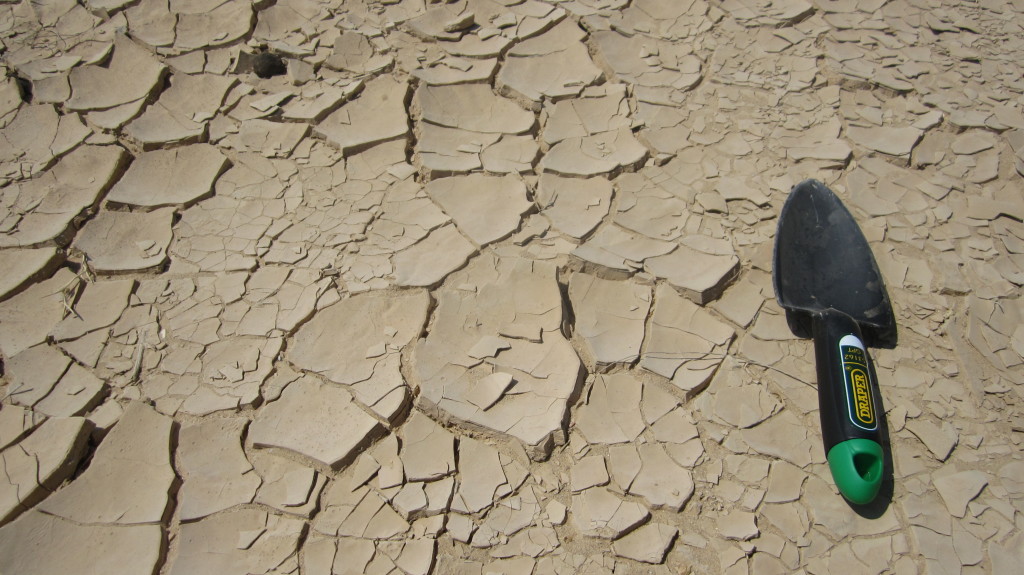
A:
[772,179,896,505]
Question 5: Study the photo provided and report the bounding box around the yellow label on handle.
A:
[839,335,877,430]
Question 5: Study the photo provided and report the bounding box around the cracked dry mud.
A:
[0,0,1023,574]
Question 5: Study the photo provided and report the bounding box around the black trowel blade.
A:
[772,180,896,344]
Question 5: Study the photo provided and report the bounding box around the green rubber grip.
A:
[826,438,883,505]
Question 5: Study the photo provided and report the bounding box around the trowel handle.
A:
[812,310,884,505]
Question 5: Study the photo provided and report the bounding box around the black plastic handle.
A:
[812,309,885,504]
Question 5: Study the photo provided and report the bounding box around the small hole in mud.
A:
[253,53,287,79]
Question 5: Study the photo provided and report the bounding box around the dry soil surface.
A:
[0,0,1023,574]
